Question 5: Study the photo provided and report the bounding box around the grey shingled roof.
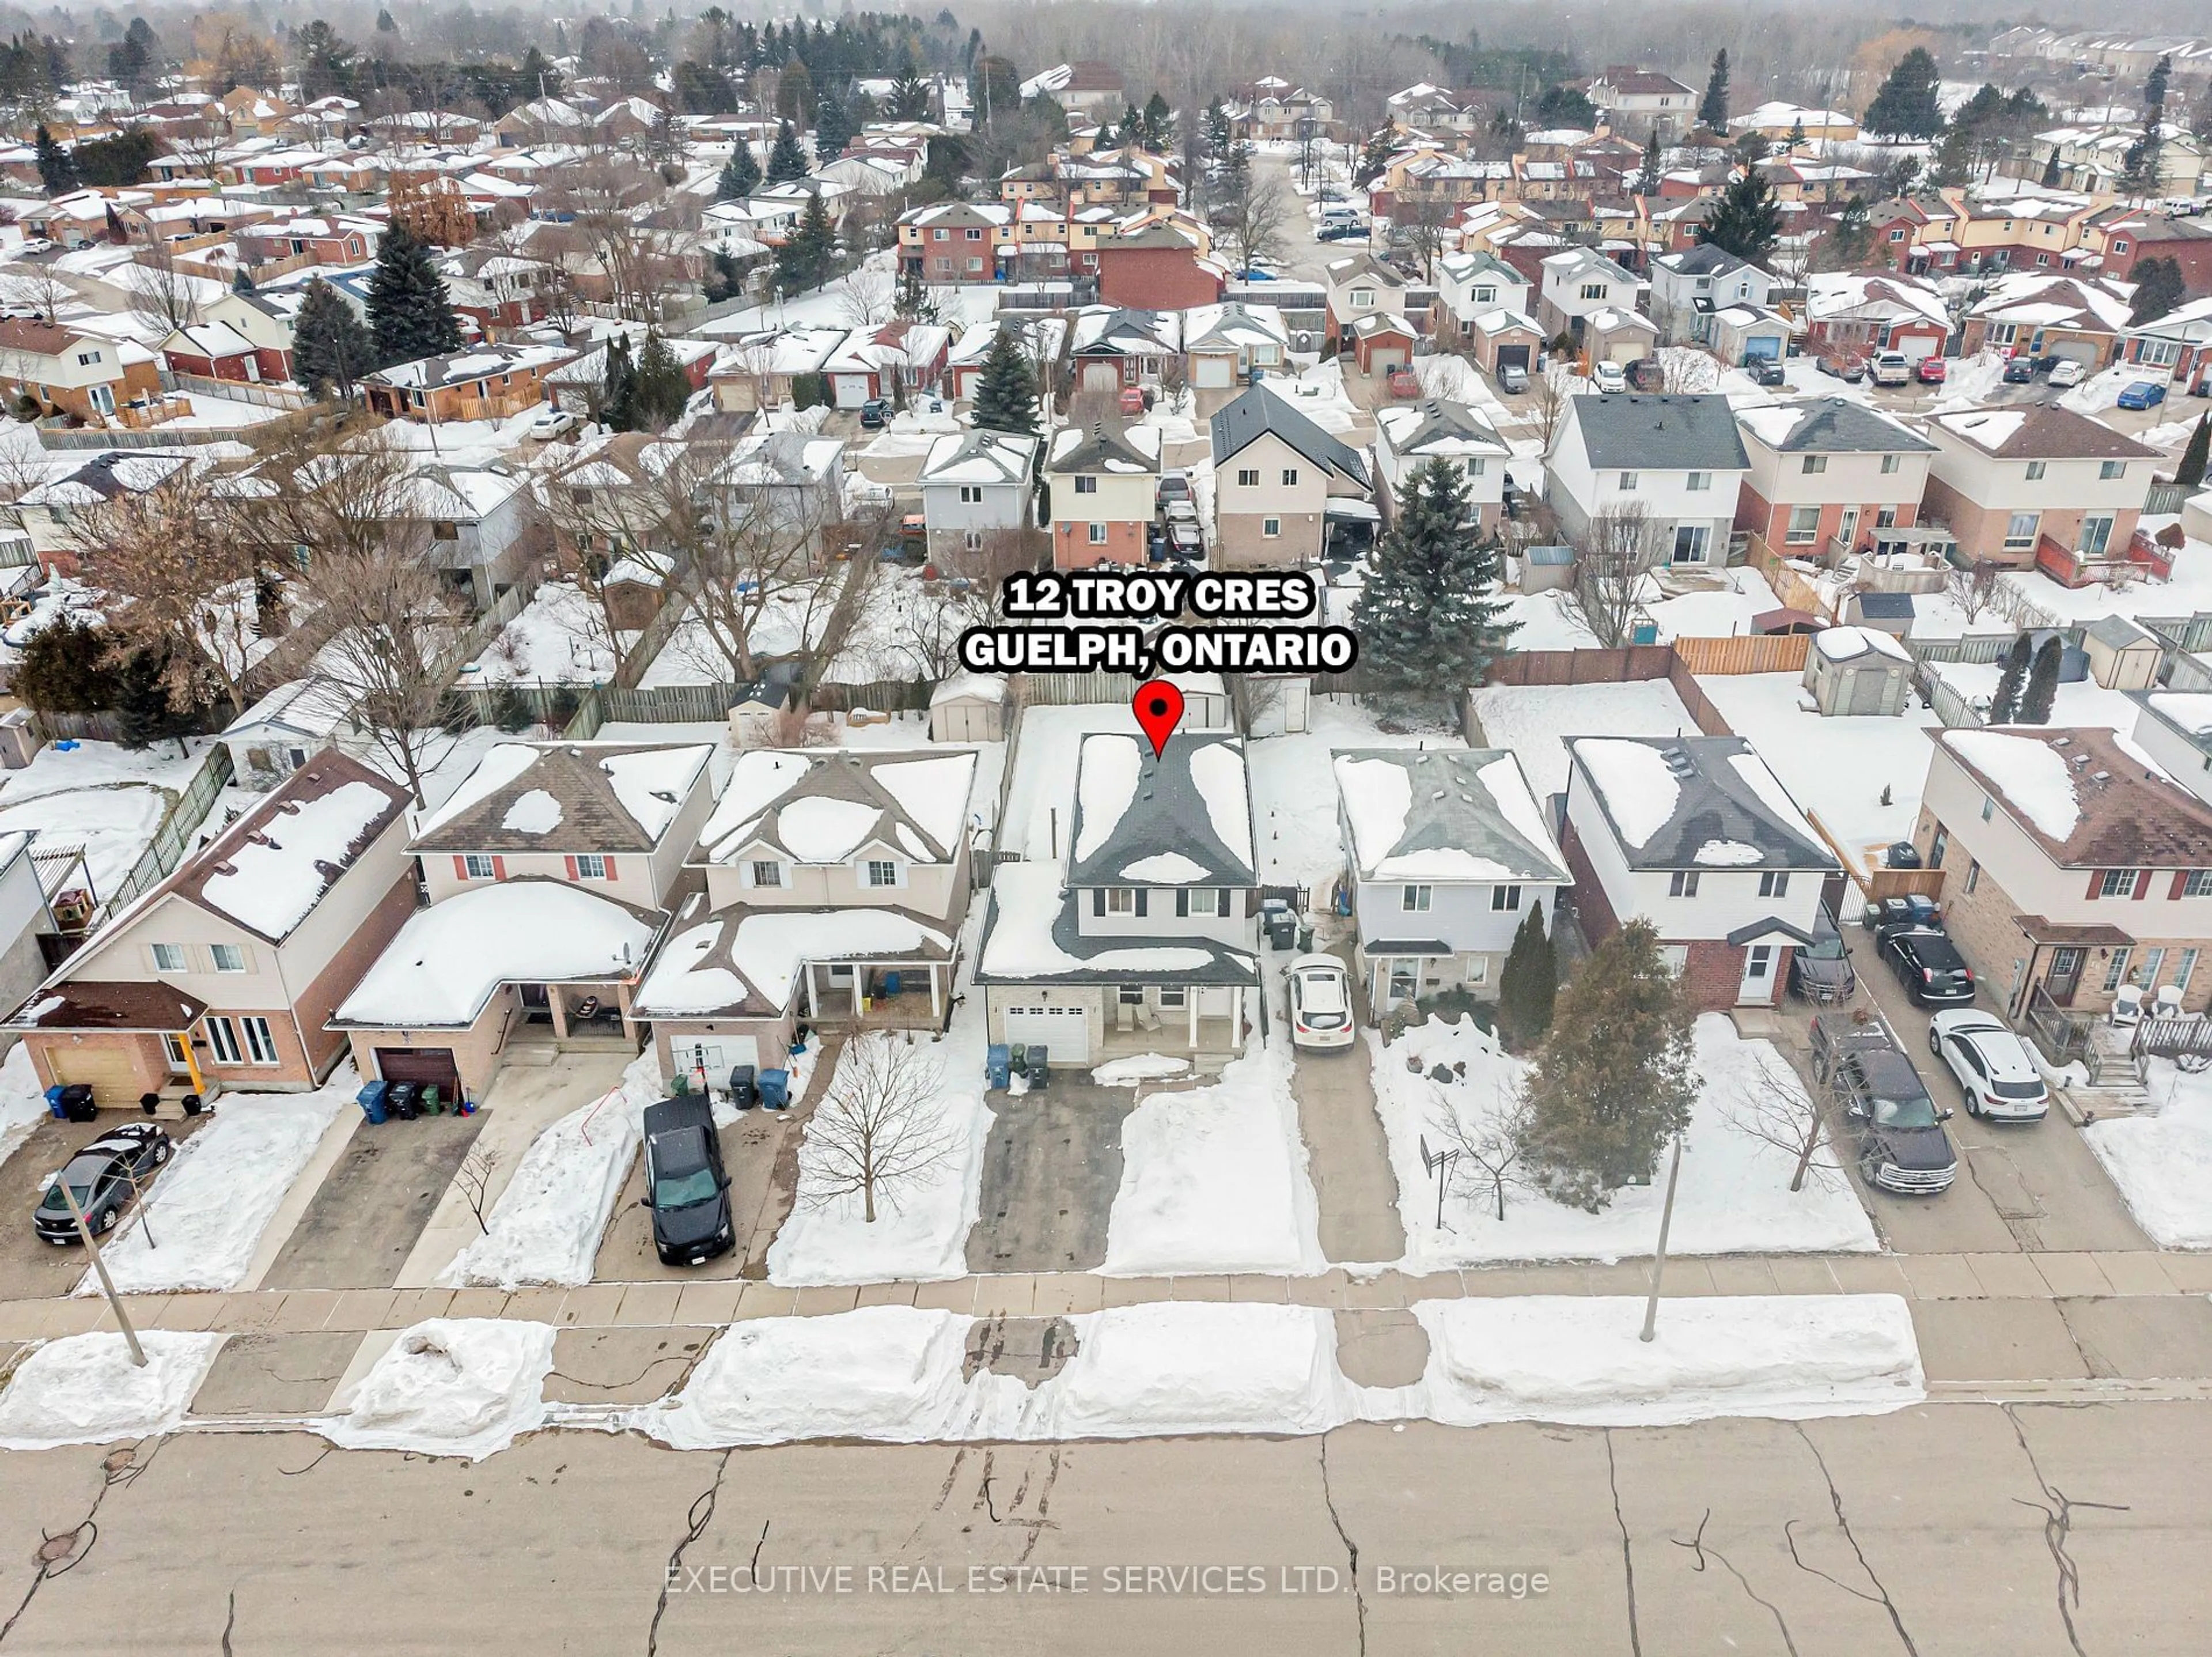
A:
[1571,735,1839,873]
[1333,749,1568,884]
[1746,396,1937,454]
[1067,732,1255,887]
[1209,387,1371,485]
[1572,394,1750,472]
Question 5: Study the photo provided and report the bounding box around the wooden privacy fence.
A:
[100,743,234,914]
[1672,632,1810,676]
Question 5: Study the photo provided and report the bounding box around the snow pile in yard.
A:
[0,1043,48,1176]
[0,1331,226,1449]
[1574,738,1679,847]
[440,1050,661,1289]
[1091,1053,1191,1086]
[1414,1295,1923,1425]
[1103,1038,1325,1276]
[1046,1303,1353,1437]
[91,1081,353,1294]
[1469,679,1693,801]
[197,780,397,938]
[1374,1015,1877,1268]
[0,739,209,900]
[324,1319,556,1459]
[766,1013,991,1287]
[2082,1061,2212,1249]
[1943,729,2079,841]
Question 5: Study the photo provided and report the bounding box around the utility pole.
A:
[60,1181,146,1367]
[1639,1131,1685,1342]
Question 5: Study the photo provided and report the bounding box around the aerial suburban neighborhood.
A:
[1,2,2211,1647]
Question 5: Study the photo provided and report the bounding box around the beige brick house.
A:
[1919,405,2160,572]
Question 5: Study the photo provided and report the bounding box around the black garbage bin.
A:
[388,1081,422,1120]
[60,1084,97,1123]
[729,1064,757,1110]
[1025,1046,1049,1089]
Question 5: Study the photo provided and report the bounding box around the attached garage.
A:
[44,1043,156,1109]
[2050,336,2101,367]
[999,1004,1091,1065]
[374,1046,461,1098]
[1494,342,1531,374]
[1077,358,1123,395]
[668,1033,760,1087]
[1192,353,1235,388]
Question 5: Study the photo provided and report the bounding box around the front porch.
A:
[798,958,952,1029]
[519,978,643,1050]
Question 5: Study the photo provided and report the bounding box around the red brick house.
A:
[1096,224,1224,309]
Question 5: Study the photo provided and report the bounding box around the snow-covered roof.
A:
[632,902,952,1019]
[412,742,713,853]
[918,427,1038,488]
[1812,625,1911,664]
[694,748,979,868]
[1571,736,1834,872]
[1334,749,1567,885]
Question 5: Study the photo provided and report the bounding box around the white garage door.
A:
[2052,338,2100,366]
[1194,355,1233,388]
[672,1035,760,1088]
[830,373,870,408]
[1001,1005,1090,1065]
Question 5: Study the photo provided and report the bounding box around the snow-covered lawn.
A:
[1642,566,1783,640]
[0,1331,225,1449]
[466,580,627,684]
[323,1319,556,1459]
[1467,678,1696,800]
[0,737,216,901]
[1101,1037,1326,1277]
[2082,1061,2212,1249]
[1373,1014,1877,1269]
[1696,671,1940,873]
[1928,658,2145,733]
[766,1012,993,1287]
[0,1043,47,1178]
[1245,695,1465,891]
[1998,538,2212,627]
[89,1080,354,1295]
[438,1052,661,1289]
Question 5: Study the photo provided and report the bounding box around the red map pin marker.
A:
[1132,679,1184,758]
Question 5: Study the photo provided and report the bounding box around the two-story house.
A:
[1334,748,1570,1017]
[635,747,979,1088]
[1589,66,1699,139]
[1208,387,1373,568]
[1044,419,1160,569]
[1430,251,1539,379]
[1562,735,1839,1011]
[917,428,1039,562]
[0,317,166,424]
[1920,404,2160,576]
[5,755,416,1107]
[1535,246,1641,344]
[1322,254,1412,353]
[1800,270,1952,365]
[1733,398,1937,560]
[1911,724,2212,1022]
[975,726,1260,1066]
[1647,245,1777,347]
[1371,399,1510,533]
[328,742,714,1100]
[1544,393,1750,566]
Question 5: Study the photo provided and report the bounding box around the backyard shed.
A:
[1802,625,1912,716]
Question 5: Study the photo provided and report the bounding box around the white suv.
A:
[1928,1010,2050,1121]
[1287,955,1355,1051]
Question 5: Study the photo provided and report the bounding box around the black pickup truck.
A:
[1810,1016,1957,1195]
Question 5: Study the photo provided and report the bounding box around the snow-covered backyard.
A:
[1245,695,1465,891]
[2082,1061,2212,1250]
[467,581,630,684]
[0,737,217,902]
[1466,678,1698,800]
[1372,1014,1878,1269]
[1927,658,2146,734]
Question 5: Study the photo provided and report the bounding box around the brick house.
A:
[0,318,165,422]
[1733,398,1937,559]
[1910,725,2212,1022]
[1959,273,2133,368]
[1920,404,2160,573]
[2118,296,2212,390]
[1096,222,1224,309]
[1323,254,1412,352]
[362,342,575,423]
[1800,270,1952,365]
[2086,210,2212,295]
[3,756,416,1107]
[1562,735,1838,1011]
[1044,419,1159,569]
[1207,387,1373,568]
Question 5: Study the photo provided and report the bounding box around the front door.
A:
[1738,943,1779,1005]
[2046,946,2085,1006]
[1837,508,1859,551]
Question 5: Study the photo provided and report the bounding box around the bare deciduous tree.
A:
[1657,348,1721,395]
[836,266,896,328]
[1943,559,1999,625]
[124,237,208,334]
[455,1144,502,1232]
[1565,502,1657,650]
[1529,359,1577,452]
[1432,1084,1536,1223]
[1215,149,1293,273]
[800,1034,955,1223]
[1721,1046,1839,1194]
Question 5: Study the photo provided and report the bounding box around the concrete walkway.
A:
[1292,1045,1407,1265]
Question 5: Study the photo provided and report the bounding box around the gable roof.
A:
[1938,725,2212,868]
[1735,396,1937,455]
[1570,735,1838,873]
[1657,244,1756,279]
[1067,731,1255,887]
[1046,419,1161,475]
[1930,403,2160,461]
[1374,397,1507,459]
[1334,749,1567,884]
[693,748,978,868]
[1209,386,1371,484]
[411,742,713,854]
[918,427,1038,487]
[1570,394,1749,472]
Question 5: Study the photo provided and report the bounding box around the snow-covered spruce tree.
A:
[1350,456,1516,713]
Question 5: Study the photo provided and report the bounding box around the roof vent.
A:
[2090,770,2109,782]
[650,789,676,803]
[2072,754,2090,770]
[211,861,237,877]
[2051,735,2069,746]
[1661,747,1696,778]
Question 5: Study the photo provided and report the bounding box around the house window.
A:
[1786,506,1821,544]
[1402,884,1432,912]
[210,944,247,973]
[242,1016,278,1064]
[2080,515,2115,557]
[1088,523,1108,544]
[1876,508,1898,528]
[1187,888,1220,915]
[1156,986,1187,1008]
[2178,948,2200,992]
[931,228,948,241]
[1491,885,1521,911]
[1658,944,1689,976]
[866,860,899,887]
[959,485,983,504]
[1464,458,1486,478]
[965,227,983,240]
[150,943,188,973]
[565,854,603,880]
[1965,860,1980,894]
[2112,239,2131,256]
[1106,887,1137,914]
[1281,468,1298,487]
[1464,956,1490,984]
[1758,872,1789,898]
[2099,868,2141,899]
[2003,512,2040,551]
[749,860,783,887]
[2024,461,2047,481]
[1262,517,1281,537]
[1351,288,1374,309]
[1981,795,1994,822]
[1929,826,1948,869]
[1237,468,1259,487]
[432,521,460,540]
[1801,456,1828,475]
[1386,960,1419,1001]
[2099,460,2126,481]
[1671,525,1710,563]
[964,531,984,551]
[2104,948,2131,993]
[1074,475,1098,494]
[965,258,983,273]
[1474,285,1496,303]
[2186,869,2212,898]
[1618,471,1638,490]
[1685,472,1711,492]
[1669,871,1700,898]
[204,1017,243,1065]
[463,853,497,880]
[1881,453,1902,474]
[1580,282,1605,300]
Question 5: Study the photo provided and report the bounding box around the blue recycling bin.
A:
[45,1084,68,1121]
[356,1080,391,1125]
[758,1068,790,1110]
[882,971,902,997]
[986,1043,1012,1090]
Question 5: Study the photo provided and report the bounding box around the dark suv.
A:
[1789,905,1857,1002]
[1883,926,1976,1007]
[1810,1017,1957,1194]
[33,1122,173,1244]
[639,1098,734,1267]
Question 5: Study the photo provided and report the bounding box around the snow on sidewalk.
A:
[2082,1060,2212,1249]
[438,1051,663,1290]
[0,1332,225,1450]
[1101,1037,1327,1277]
[89,1080,355,1295]
[322,1319,556,1460]
[0,1043,48,1178]
[1373,1014,1877,1270]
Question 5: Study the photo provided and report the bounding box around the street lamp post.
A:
[1639,1131,1685,1343]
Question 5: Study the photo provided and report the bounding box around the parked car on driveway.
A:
[2047,360,2085,389]
[1870,351,1912,387]
[33,1123,173,1244]
[1916,357,1948,384]
[1811,1016,1957,1195]
[639,1097,733,1267]
[527,407,577,440]
[1287,955,1355,1051]
[1591,360,1627,394]
[1817,354,1867,383]
[1928,1009,2050,1121]
[1882,925,1977,1007]
[1496,362,1529,394]
[2117,380,2167,410]
[1749,357,1787,388]
[2002,356,2036,384]
[1789,904,1857,1002]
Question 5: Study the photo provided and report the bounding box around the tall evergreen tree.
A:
[2176,414,2210,491]
[766,119,808,183]
[1498,902,1558,1051]
[33,124,75,193]
[971,329,1039,435]
[1142,91,1173,148]
[773,190,838,294]
[2124,54,2173,195]
[599,335,639,429]
[293,278,376,399]
[1638,129,1663,196]
[1820,196,1874,270]
[1698,168,1783,266]
[1698,50,1730,132]
[1863,47,1945,139]
[1517,917,1697,1213]
[2129,256,2186,326]
[717,139,761,200]
[813,84,853,161]
[1988,633,2031,724]
[1349,457,1516,711]
[631,331,692,430]
[2020,636,2062,725]
[1203,99,1231,158]
[893,263,940,324]
[365,222,462,366]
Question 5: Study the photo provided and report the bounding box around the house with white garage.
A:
[1208,386,1374,568]
[328,741,715,1100]
[975,728,1260,1067]
[636,747,980,1091]
[1181,301,1290,388]
[1546,393,1751,565]
[1334,748,1570,1017]
[1560,735,1838,1011]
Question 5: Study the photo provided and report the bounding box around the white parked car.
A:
[528,407,578,440]
[1590,360,1627,394]
[2047,360,2085,389]
[1287,955,1355,1051]
[1928,1010,2050,1121]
